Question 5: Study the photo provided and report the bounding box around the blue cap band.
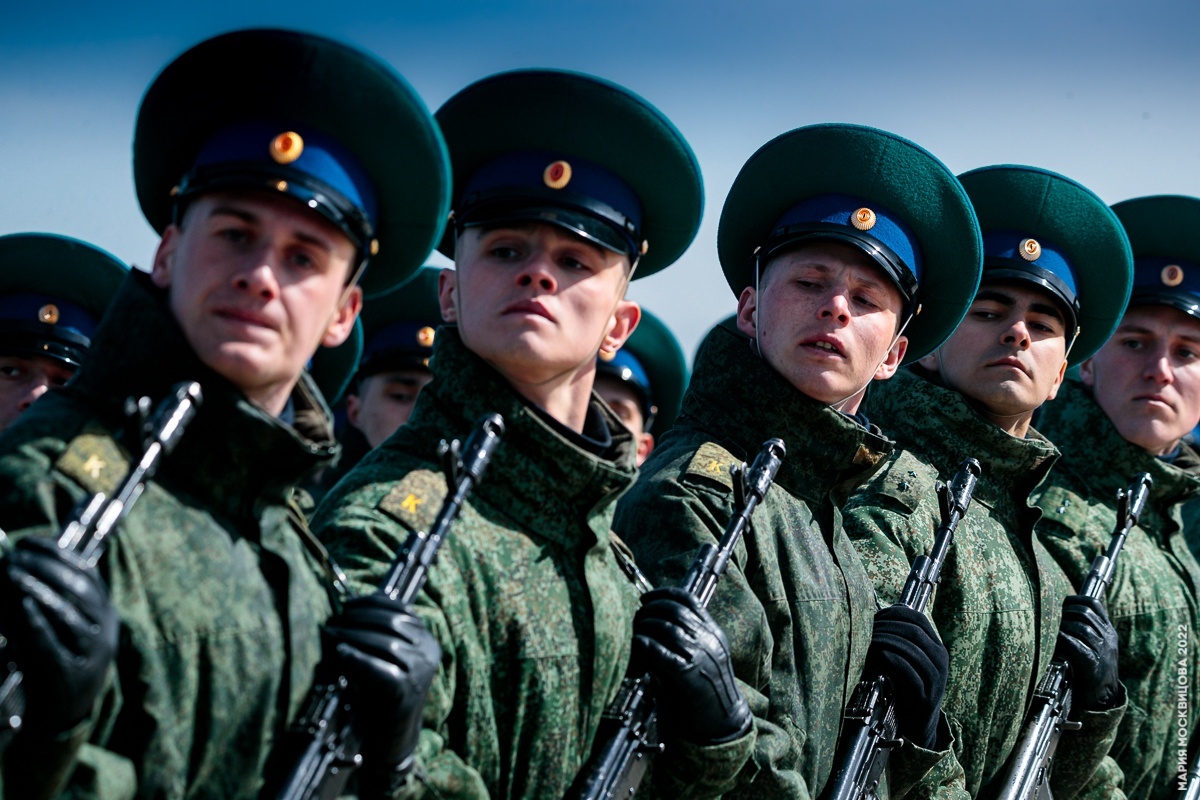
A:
[982,229,1079,322]
[1129,257,1200,318]
[178,120,378,249]
[0,293,99,340]
[457,151,644,257]
[762,194,923,304]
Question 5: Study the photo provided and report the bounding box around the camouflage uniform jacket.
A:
[613,327,969,799]
[312,327,753,800]
[1033,378,1200,800]
[845,367,1128,798]
[0,271,341,799]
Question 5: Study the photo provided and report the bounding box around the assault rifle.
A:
[564,438,786,800]
[1183,746,1200,800]
[0,381,203,751]
[821,457,981,800]
[262,413,505,800]
[995,471,1152,800]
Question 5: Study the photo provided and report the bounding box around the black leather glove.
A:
[863,604,949,750]
[321,593,440,795]
[0,536,119,736]
[1055,595,1119,713]
[630,586,751,746]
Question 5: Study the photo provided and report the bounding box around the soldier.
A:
[0,28,451,798]
[843,165,1134,796]
[593,308,687,464]
[346,265,442,451]
[614,123,984,797]
[1032,195,1200,799]
[0,234,127,431]
[313,69,754,799]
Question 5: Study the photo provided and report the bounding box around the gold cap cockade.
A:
[37,304,59,324]
[1162,264,1185,287]
[851,207,877,232]
[543,160,572,190]
[270,131,304,164]
[1019,238,1042,262]
[416,326,436,348]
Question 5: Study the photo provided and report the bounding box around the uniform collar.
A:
[863,366,1059,514]
[65,270,338,516]
[681,326,893,507]
[1037,379,1200,534]
[402,326,638,549]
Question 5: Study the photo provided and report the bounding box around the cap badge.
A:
[37,304,59,325]
[416,326,436,348]
[1162,264,1185,287]
[851,208,877,232]
[270,132,304,165]
[543,160,572,190]
[370,239,380,256]
[1019,238,1042,262]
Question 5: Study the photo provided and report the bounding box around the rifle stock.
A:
[565,438,786,800]
[995,471,1152,800]
[262,413,505,800]
[821,457,981,800]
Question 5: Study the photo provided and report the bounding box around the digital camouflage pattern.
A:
[1033,378,1200,800]
[0,271,341,799]
[312,327,753,800]
[845,367,1127,798]
[614,327,969,799]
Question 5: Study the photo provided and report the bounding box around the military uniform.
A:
[845,165,1135,797]
[619,124,985,797]
[1034,379,1200,799]
[0,27,449,798]
[315,328,750,798]
[0,272,340,798]
[615,327,974,797]
[847,369,1127,796]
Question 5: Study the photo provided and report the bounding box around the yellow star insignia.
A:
[399,494,422,514]
[82,454,106,479]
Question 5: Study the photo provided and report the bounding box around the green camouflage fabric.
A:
[1033,378,1200,800]
[613,327,969,799]
[312,327,753,800]
[846,367,1128,798]
[0,271,342,799]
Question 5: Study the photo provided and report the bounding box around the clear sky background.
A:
[2,0,1198,361]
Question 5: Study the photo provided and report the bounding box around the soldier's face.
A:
[151,192,362,416]
[443,223,639,394]
[1080,305,1200,456]
[346,368,432,448]
[593,374,655,464]
[920,281,1068,431]
[736,241,907,412]
[0,354,75,431]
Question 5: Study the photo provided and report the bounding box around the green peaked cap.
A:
[435,69,703,278]
[134,28,451,299]
[719,123,983,363]
[959,165,1133,365]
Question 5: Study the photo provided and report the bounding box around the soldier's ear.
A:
[1078,358,1095,388]
[151,226,180,289]
[1044,357,1069,402]
[602,300,640,354]
[736,287,758,338]
[438,268,458,323]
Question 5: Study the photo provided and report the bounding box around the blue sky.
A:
[2,0,1198,357]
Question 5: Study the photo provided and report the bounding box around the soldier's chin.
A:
[203,346,281,396]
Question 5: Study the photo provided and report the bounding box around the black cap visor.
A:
[0,322,91,368]
[984,263,1080,332]
[456,191,638,259]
